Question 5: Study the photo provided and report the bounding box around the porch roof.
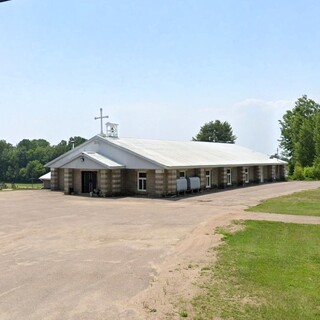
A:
[58,151,125,169]
[82,152,124,169]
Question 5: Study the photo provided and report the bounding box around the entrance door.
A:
[81,171,97,193]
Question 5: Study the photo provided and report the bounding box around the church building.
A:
[45,119,287,198]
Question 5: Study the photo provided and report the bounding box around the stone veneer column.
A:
[111,169,121,195]
[279,165,286,180]
[254,166,262,183]
[100,169,110,196]
[167,170,177,195]
[239,167,246,185]
[51,168,59,191]
[155,169,165,197]
[219,167,227,188]
[269,165,276,181]
[64,168,73,194]
[199,168,206,189]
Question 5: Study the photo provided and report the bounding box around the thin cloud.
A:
[234,98,293,110]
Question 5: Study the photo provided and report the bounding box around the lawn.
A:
[0,182,42,190]
[192,221,320,320]
[246,188,320,217]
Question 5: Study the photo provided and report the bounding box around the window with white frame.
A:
[244,167,249,183]
[137,172,147,191]
[227,168,232,185]
[205,170,211,188]
[179,171,186,179]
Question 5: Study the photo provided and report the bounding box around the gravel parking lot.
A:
[1,181,320,320]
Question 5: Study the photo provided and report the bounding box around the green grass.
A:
[0,182,42,190]
[246,188,320,217]
[192,221,320,320]
[15,183,42,189]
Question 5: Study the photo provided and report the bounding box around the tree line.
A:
[0,136,86,183]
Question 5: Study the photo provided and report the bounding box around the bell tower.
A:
[105,122,119,138]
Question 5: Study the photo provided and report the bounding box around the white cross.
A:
[94,108,109,135]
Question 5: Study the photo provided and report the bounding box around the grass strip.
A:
[192,221,320,320]
[246,188,320,217]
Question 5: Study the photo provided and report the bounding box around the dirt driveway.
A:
[1,181,320,320]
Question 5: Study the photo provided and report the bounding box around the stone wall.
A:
[231,167,238,185]
[52,164,285,198]
[166,169,177,195]
[100,169,111,196]
[124,169,137,195]
[111,169,121,195]
[155,170,165,197]
[254,166,262,183]
[58,169,64,191]
[218,167,227,188]
[146,170,155,195]
[73,170,81,194]
[50,168,59,191]
[64,169,73,194]
[238,167,245,185]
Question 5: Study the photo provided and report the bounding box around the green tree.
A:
[25,160,46,182]
[193,120,236,143]
[279,95,320,173]
[51,137,87,159]
[52,140,69,159]
[68,136,87,148]
[1,136,87,182]
[0,140,13,182]
[294,118,315,167]
[5,148,19,182]
[314,113,320,166]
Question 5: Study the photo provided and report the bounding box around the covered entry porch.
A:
[50,151,124,196]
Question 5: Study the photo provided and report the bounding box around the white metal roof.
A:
[46,135,287,170]
[39,172,51,181]
[101,136,286,168]
[81,152,124,168]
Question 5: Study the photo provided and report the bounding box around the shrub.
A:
[303,166,315,180]
[313,164,320,180]
[293,165,304,180]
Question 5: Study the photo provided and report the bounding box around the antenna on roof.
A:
[94,108,109,136]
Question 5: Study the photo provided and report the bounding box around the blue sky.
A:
[1,0,320,154]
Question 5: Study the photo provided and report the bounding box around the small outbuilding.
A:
[39,172,51,189]
[45,130,287,197]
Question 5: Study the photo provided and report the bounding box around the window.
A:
[137,172,147,191]
[227,168,232,185]
[244,167,249,183]
[179,171,186,179]
[205,170,211,188]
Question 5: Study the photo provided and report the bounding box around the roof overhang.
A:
[164,160,287,170]
[50,151,124,170]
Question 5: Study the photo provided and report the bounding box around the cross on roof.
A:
[94,108,109,135]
